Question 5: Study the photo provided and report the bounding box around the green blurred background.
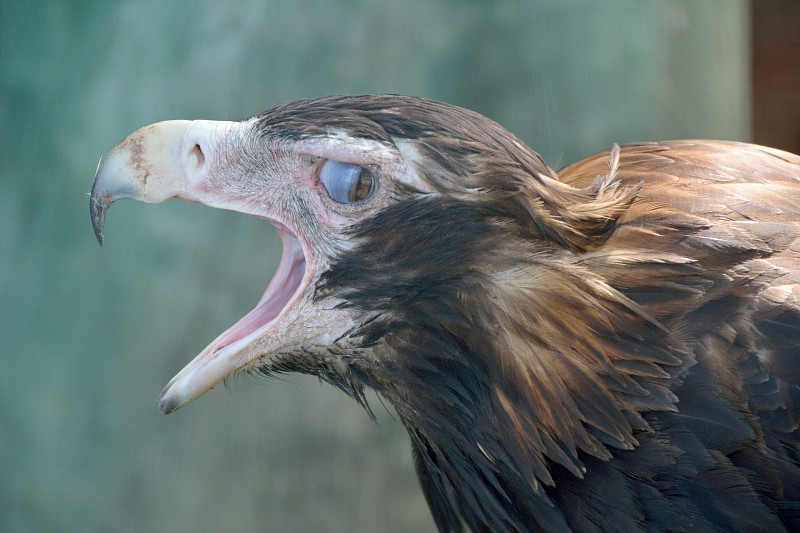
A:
[2,1,755,531]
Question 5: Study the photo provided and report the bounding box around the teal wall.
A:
[1,2,749,531]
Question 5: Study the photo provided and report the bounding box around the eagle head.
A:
[92,95,800,532]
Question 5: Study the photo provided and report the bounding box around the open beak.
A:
[91,120,310,414]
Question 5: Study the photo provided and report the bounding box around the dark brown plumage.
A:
[92,95,800,532]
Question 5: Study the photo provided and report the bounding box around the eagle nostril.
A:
[188,143,205,170]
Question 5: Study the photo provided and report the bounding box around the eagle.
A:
[91,95,800,532]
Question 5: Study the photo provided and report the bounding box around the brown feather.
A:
[255,97,800,530]
[122,95,800,532]
[299,99,800,527]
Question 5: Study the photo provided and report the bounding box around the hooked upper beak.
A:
[90,119,237,245]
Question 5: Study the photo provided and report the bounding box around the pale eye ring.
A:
[319,160,375,203]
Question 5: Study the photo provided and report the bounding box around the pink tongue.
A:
[211,249,305,353]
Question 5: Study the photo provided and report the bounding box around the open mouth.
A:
[156,221,311,414]
[90,117,319,414]
[210,224,307,354]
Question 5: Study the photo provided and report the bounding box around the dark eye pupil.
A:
[353,168,372,201]
[319,160,375,203]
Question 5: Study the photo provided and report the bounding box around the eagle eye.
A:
[319,160,374,204]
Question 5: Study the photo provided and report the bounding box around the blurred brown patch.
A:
[752,0,800,154]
